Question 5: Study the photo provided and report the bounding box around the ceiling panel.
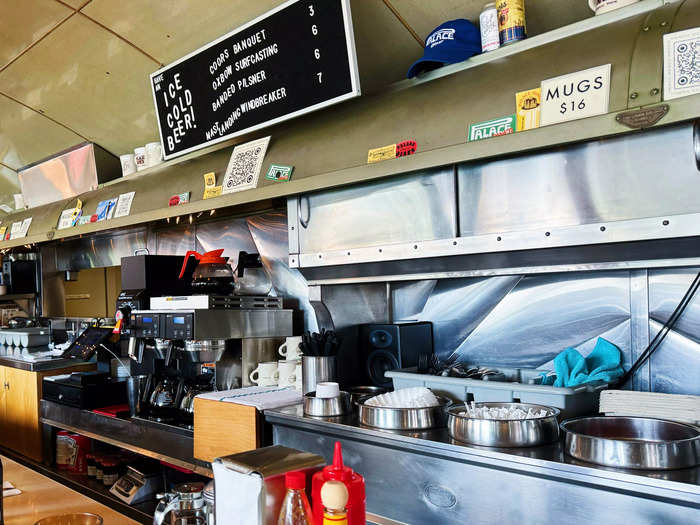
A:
[82,0,282,65]
[349,0,423,92]
[0,94,84,170]
[0,14,160,157]
[390,0,594,42]
[64,0,92,9]
[0,0,73,69]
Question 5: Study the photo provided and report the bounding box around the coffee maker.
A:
[119,252,294,427]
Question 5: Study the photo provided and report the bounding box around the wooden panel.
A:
[105,265,121,318]
[3,367,41,461]
[193,397,261,463]
[64,267,107,318]
[0,364,94,462]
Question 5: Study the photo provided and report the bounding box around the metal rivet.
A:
[347,252,351,255]
[318,254,322,259]
[663,220,669,226]
[497,236,502,241]
[630,92,639,100]
[452,241,457,246]
[600,226,606,232]
[660,21,668,27]
[290,226,294,230]
[643,26,650,32]
[545,232,551,237]
[650,88,660,96]
[615,115,622,121]
[379,248,382,253]
[413,245,418,249]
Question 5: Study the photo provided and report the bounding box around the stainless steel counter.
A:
[40,400,211,476]
[0,355,93,372]
[266,405,700,525]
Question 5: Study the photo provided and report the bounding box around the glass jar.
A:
[95,457,104,481]
[86,454,97,478]
[102,460,119,486]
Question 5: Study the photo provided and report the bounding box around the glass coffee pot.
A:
[179,249,234,295]
[234,251,272,296]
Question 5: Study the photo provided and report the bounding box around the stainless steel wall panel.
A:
[247,211,319,333]
[297,167,457,253]
[458,123,699,237]
[648,319,700,395]
[390,271,632,369]
[55,229,147,270]
[629,270,651,391]
[155,225,195,255]
[649,268,700,344]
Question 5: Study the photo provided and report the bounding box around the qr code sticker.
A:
[663,28,700,101]
[222,136,271,194]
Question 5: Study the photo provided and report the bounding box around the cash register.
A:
[42,326,128,409]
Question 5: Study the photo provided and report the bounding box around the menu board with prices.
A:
[150,0,360,160]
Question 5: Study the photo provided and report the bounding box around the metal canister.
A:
[496,0,527,45]
[479,3,500,52]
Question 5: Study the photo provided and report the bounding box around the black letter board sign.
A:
[150,0,360,160]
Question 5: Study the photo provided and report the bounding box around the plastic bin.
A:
[386,367,610,418]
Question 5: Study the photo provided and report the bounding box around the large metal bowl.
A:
[303,391,352,417]
[447,402,560,447]
[356,395,451,430]
[561,416,700,470]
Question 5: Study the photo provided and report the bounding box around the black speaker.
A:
[359,322,433,387]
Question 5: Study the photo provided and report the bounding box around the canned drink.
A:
[496,0,527,45]
[479,3,500,52]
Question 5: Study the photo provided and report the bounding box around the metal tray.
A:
[561,416,700,470]
[0,328,50,347]
[356,395,451,430]
[447,402,560,448]
[387,367,609,418]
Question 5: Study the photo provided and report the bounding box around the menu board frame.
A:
[149,0,360,160]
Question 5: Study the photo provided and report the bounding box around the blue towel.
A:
[540,338,624,387]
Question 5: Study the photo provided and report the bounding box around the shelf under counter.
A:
[40,399,211,477]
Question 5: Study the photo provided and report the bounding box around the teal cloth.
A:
[540,338,624,387]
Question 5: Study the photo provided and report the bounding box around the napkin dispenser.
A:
[213,445,325,525]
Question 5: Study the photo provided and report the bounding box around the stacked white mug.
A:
[278,336,303,391]
[249,361,278,387]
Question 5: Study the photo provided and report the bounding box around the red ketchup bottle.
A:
[312,442,365,525]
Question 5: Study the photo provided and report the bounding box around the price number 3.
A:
[309,4,322,84]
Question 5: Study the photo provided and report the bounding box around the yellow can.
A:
[496,0,527,45]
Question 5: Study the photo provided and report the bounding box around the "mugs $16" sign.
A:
[540,64,611,126]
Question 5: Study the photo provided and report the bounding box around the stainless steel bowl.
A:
[356,395,451,430]
[447,402,560,447]
[303,391,352,417]
[561,416,700,470]
[347,386,387,405]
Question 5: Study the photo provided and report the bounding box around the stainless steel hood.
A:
[18,142,121,209]
[289,121,700,283]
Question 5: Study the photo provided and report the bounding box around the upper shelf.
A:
[0,0,697,249]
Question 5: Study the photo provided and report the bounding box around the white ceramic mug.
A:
[278,336,303,360]
[145,142,163,167]
[120,154,137,176]
[134,147,147,171]
[249,361,278,386]
[294,362,302,392]
[277,359,298,387]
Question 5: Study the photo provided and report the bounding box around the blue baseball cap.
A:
[407,19,482,78]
